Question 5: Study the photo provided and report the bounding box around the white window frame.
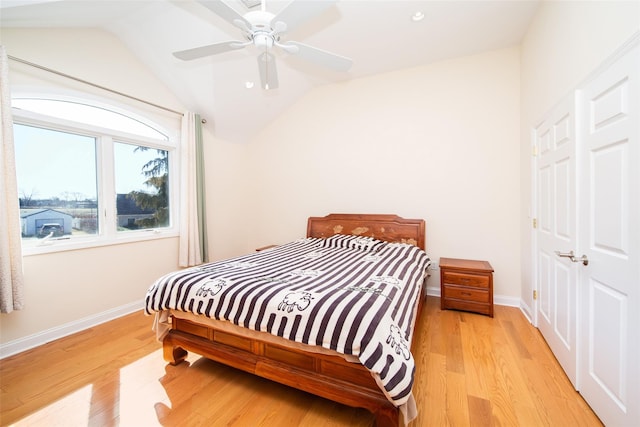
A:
[12,95,181,256]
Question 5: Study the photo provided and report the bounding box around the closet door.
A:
[576,42,639,426]
[534,96,578,387]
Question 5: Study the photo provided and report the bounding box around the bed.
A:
[145,213,430,427]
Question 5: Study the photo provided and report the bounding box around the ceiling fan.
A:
[173,0,352,90]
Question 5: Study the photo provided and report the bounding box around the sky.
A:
[12,98,170,202]
[14,123,165,201]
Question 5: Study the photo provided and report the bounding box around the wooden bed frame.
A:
[162,214,427,427]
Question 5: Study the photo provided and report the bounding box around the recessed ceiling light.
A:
[245,81,255,89]
[412,11,425,22]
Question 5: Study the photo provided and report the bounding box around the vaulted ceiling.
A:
[1,0,540,142]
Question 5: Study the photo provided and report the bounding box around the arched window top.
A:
[11,98,169,141]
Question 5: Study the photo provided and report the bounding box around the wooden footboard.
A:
[163,317,400,427]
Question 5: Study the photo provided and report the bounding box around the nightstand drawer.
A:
[443,285,489,303]
[444,299,493,316]
[442,271,490,288]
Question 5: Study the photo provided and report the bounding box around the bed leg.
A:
[163,338,188,365]
[372,406,400,427]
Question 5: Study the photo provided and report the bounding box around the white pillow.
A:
[319,234,387,252]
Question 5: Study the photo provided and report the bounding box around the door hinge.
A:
[532,144,538,156]
[533,218,537,228]
[533,290,537,300]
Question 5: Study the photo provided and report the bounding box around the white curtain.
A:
[0,46,25,313]
[179,112,208,267]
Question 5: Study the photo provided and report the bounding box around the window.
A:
[12,97,178,253]
[114,142,170,231]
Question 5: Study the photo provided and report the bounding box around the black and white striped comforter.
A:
[145,235,430,407]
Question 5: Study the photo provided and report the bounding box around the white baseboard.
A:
[1,290,530,359]
[494,294,521,307]
[0,300,143,359]
[425,286,522,308]
[519,301,535,325]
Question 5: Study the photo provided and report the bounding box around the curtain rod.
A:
[7,54,184,117]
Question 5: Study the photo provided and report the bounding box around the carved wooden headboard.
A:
[306,213,426,250]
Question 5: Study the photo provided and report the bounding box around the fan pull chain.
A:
[264,43,269,90]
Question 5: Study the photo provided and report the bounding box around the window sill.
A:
[22,229,179,256]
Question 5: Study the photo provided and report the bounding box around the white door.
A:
[534,95,578,387]
[576,42,640,426]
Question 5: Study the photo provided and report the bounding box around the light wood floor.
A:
[0,297,602,426]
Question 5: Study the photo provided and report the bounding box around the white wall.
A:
[0,28,184,348]
[246,47,522,302]
[0,28,252,351]
[519,1,640,319]
[0,29,166,352]
[0,238,179,345]
[201,124,253,261]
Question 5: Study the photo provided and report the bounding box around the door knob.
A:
[555,250,589,266]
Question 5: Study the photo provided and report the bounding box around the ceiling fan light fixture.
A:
[174,0,352,89]
[412,11,425,22]
[253,33,274,48]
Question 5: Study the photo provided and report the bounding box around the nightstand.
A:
[440,257,494,317]
[255,244,278,252]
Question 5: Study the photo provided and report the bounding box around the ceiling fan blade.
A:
[173,41,246,61]
[198,0,252,31]
[271,0,336,34]
[257,52,279,90]
[282,41,352,72]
